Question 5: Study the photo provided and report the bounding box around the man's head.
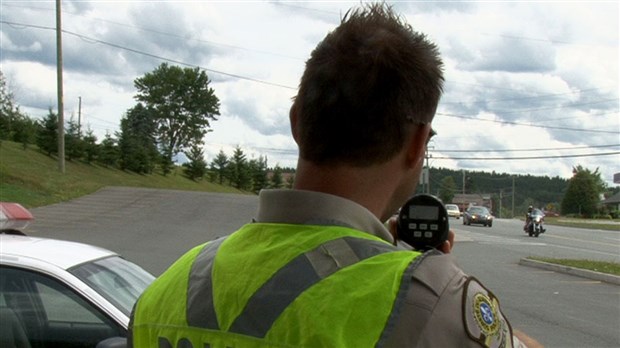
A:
[291,3,444,167]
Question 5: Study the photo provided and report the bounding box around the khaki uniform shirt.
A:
[257,189,524,348]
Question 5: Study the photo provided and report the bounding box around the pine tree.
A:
[118,103,158,174]
[270,165,284,189]
[210,150,229,185]
[228,146,251,190]
[183,143,207,181]
[98,132,119,168]
[36,108,58,156]
[249,155,269,193]
[82,127,99,164]
[65,115,84,161]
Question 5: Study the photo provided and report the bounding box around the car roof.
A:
[0,234,117,270]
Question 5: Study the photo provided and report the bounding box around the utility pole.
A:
[462,169,466,194]
[78,96,82,135]
[511,176,515,218]
[499,189,503,219]
[56,0,65,173]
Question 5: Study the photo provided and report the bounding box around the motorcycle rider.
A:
[524,206,546,234]
[523,206,533,232]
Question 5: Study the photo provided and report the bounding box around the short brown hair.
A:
[293,3,444,166]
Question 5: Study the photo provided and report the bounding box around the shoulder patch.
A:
[463,277,514,348]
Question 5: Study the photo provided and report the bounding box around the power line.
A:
[435,144,620,153]
[432,151,620,161]
[437,112,619,134]
[441,86,605,104]
[0,20,297,90]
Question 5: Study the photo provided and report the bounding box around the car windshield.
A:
[469,207,488,214]
[69,256,154,316]
[446,205,458,211]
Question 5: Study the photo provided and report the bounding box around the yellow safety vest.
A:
[130,223,422,348]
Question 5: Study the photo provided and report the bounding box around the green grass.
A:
[527,257,620,276]
[0,140,245,208]
[544,217,620,231]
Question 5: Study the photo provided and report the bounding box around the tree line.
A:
[0,66,293,193]
[428,166,617,218]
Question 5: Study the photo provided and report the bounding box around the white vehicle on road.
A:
[445,204,461,219]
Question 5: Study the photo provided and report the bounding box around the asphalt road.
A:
[28,187,620,348]
[451,218,620,348]
[29,186,259,274]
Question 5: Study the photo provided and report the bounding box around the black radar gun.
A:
[396,194,449,251]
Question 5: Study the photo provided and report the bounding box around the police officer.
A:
[130,3,541,347]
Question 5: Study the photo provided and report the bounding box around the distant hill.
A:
[425,167,569,216]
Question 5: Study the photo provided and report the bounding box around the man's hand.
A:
[438,229,455,253]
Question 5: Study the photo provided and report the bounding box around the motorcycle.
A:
[525,209,546,237]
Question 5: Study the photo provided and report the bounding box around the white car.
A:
[445,204,461,219]
[0,203,154,348]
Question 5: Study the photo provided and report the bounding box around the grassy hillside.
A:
[0,140,245,208]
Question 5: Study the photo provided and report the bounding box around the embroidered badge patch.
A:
[463,277,513,348]
[473,293,500,336]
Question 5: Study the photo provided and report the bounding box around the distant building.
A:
[452,193,493,213]
[601,192,620,211]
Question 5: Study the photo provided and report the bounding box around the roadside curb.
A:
[518,258,620,286]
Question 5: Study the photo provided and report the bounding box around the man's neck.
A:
[293,159,403,221]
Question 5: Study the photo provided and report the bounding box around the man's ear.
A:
[405,124,431,169]
[289,103,300,145]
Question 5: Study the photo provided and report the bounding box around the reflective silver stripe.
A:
[305,237,359,278]
[229,237,398,338]
[186,237,227,329]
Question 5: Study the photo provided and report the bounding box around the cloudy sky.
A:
[2,1,619,186]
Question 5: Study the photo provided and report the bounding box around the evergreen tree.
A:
[65,115,84,161]
[228,146,251,190]
[13,114,36,149]
[0,70,19,140]
[98,132,119,168]
[36,108,58,156]
[270,165,284,189]
[118,103,158,174]
[82,127,99,164]
[249,155,269,193]
[210,150,229,185]
[183,143,207,181]
[0,70,37,148]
